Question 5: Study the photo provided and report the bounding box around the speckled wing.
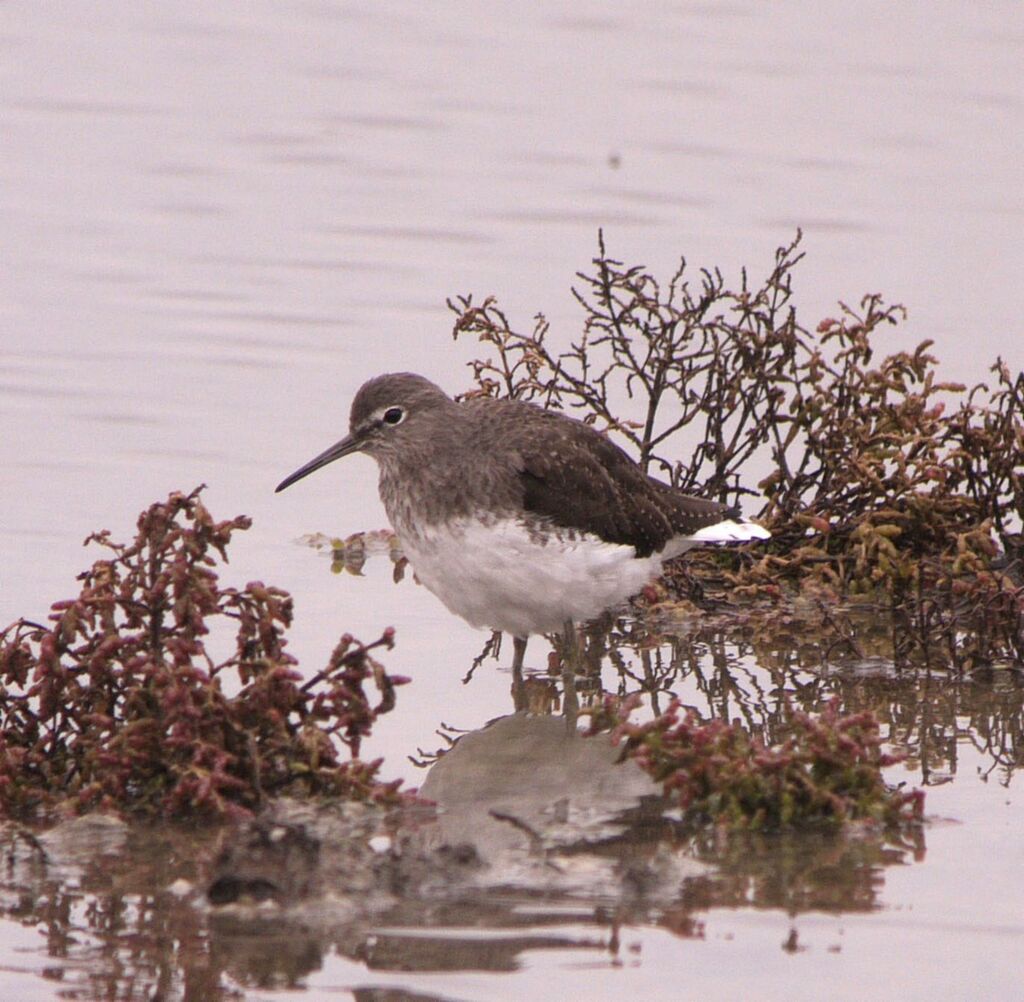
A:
[496,405,727,558]
[644,475,736,538]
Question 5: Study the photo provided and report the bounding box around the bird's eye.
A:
[382,407,405,425]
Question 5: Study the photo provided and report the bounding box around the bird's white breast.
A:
[398,517,664,638]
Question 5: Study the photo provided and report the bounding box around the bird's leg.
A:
[511,635,528,712]
[560,618,580,733]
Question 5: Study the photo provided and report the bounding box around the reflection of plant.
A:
[0,488,408,820]
[676,825,924,920]
[301,529,407,580]
[0,801,921,994]
[0,822,230,1000]
[450,233,1024,668]
[588,695,924,830]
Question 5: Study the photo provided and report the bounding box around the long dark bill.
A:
[275,433,361,493]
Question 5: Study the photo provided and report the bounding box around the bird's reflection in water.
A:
[417,713,664,867]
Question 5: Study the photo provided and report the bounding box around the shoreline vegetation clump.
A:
[587,695,924,830]
[0,488,408,821]
[449,232,1023,671]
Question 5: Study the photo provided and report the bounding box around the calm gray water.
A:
[1,3,1022,999]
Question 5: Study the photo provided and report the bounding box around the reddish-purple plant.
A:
[0,488,409,820]
[588,696,924,829]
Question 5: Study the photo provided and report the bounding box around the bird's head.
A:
[275,372,452,493]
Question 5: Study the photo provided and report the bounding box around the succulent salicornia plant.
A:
[0,488,408,820]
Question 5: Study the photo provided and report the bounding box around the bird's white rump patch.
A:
[688,519,771,543]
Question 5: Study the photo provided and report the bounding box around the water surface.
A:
[1,3,1022,999]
